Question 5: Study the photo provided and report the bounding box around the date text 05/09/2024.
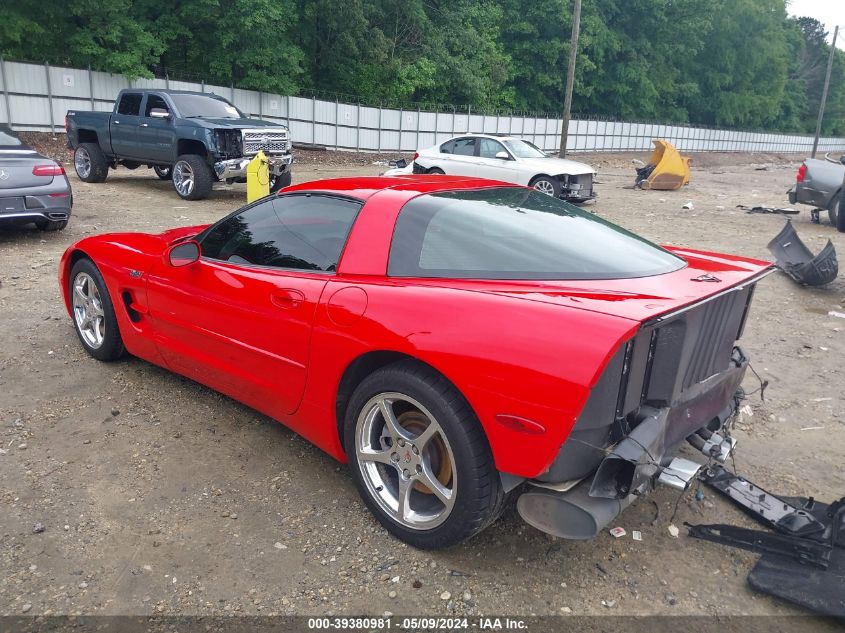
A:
[307,616,529,630]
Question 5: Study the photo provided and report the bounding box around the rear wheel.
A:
[172,154,213,200]
[828,192,842,228]
[74,143,108,183]
[37,219,67,231]
[529,175,561,197]
[153,165,171,180]
[69,258,126,361]
[343,361,504,549]
[427,167,445,175]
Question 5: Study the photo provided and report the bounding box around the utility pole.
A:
[812,24,839,158]
[559,0,582,158]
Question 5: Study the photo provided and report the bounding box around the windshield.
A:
[170,94,243,119]
[503,139,547,159]
[388,188,686,280]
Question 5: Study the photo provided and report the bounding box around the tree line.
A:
[2,0,843,134]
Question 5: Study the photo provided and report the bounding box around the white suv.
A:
[411,134,596,202]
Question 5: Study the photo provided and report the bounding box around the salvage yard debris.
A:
[766,220,838,286]
[688,464,845,616]
[634,140,692,191]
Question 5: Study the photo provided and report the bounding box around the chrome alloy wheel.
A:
[533,179,556,196]
[355,393,457,530]
[72,272,106,349]
[74,147,91,179]
[173,160,194,197]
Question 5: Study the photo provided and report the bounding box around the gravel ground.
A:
[1,136,843,620]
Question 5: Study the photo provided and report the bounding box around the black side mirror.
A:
[167,240,200,267]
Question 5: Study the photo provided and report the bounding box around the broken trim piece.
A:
[766,220,838,286]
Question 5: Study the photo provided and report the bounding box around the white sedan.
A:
[410,134,596,202]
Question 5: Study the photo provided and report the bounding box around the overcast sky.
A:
[788,0,845,48]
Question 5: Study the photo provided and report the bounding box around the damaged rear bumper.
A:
[515,273,770,540]
[517,349,747,539]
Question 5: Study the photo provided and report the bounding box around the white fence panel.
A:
[2,59,844,152]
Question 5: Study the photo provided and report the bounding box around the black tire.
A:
[529,175,561,197]
[828,192,842,229]
[153,165,171,180]
[69,258,126,362]
[343,360,505,549]
[427,167,445,175]
[269,169,293,193]
[172,154,213,201]
[38,219,68,231]
[74,143,109,183]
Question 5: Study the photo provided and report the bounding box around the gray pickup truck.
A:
[788,155,844,227]
[66,89,293,200]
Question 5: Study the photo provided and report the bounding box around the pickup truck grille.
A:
[242,129,290,155]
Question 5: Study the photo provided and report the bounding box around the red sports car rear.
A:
[59,176,771,548]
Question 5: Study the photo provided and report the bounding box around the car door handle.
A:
[113,120,120,124]
[270,289,305,310]
[140,123,149,127]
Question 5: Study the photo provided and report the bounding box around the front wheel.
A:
[69,258,126,361]
[153,165,171,180]
[343,361,504,549]
[172,154,213,200]
[269,169,292,193]
[529,175,561,197]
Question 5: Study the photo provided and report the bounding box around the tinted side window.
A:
[452,138,476,156]
[440,140,455,154]
[479,138,508,159]
[200,195,362,271]
[117,93,143,116]
[144,94,169,117]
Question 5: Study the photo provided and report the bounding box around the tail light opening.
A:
[797,164,807,183]
[413,152,419,162]
[32,164,65,177]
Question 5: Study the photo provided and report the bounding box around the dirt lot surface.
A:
[1,136,843,621]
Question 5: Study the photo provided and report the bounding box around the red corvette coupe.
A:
[60,176,771,548]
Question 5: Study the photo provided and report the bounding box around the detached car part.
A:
[635,139,691,191]
[766,221,838,286]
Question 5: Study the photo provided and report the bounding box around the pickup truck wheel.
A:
[172,155,213,201]
[269,169,292,193]
[343,360,504,549]
[153,165,171,180]
[74,143,108,183]
[529,175,561,197]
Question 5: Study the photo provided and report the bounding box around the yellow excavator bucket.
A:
[640,140,691,191]
[246,151,269,202]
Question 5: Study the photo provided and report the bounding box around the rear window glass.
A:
[388,188,685,280]
[117,93,142,116]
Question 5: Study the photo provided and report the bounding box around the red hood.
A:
[401,248,773,323]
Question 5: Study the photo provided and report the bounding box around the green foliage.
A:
[1,0,843,133]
